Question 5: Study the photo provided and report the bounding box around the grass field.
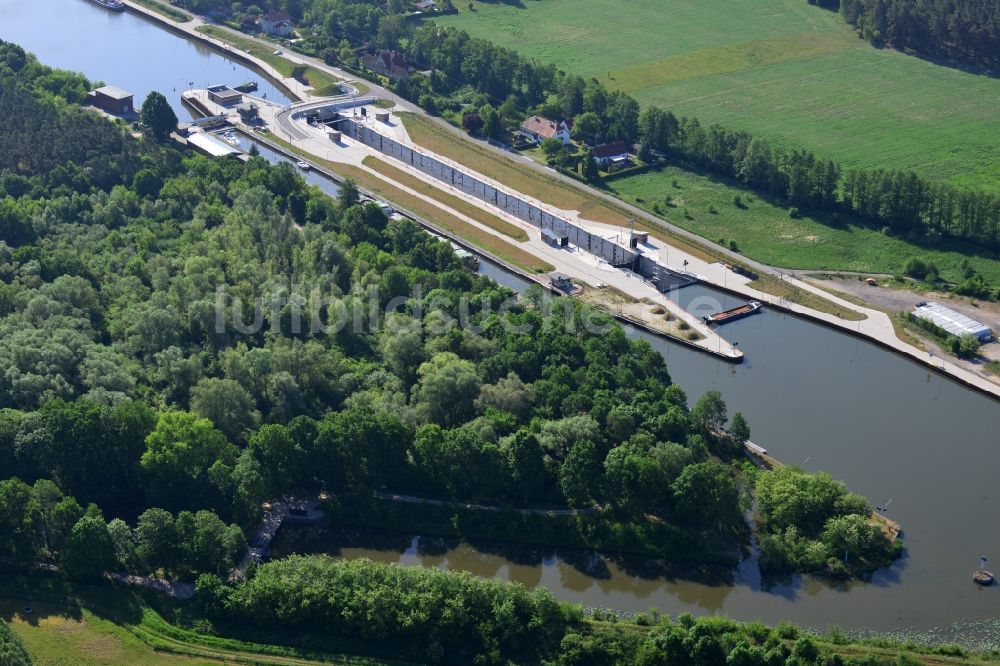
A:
[435,0,1000,192]
[609,165,1000,286]
[196,26,344,97]
[131,0,191,22]
[362,156,529,241]
[3,600,216,666]
[0,576,399,666]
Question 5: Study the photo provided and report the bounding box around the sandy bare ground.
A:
[812,277,1000,371]
[576,284,704,343]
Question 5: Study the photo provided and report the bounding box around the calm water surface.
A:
[0,0,290,118]
[282,277,1000,631]
[5,0,1000,634]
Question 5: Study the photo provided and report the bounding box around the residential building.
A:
[519,116,571,145]
[361,50,410,81]
[260,10,294,37]
[592,140,634,167]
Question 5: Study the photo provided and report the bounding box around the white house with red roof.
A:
[592,140,634,167]
[519,116,571,145]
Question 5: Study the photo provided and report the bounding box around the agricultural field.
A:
[609,166,1000,285]
[435,0,1000,193]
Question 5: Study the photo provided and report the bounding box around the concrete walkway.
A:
[127,0,999,397]
[259,98,744,359]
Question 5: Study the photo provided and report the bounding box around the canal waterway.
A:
[0,0,290,118]
[5,0,1000,637]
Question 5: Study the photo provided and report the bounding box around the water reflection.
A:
[0,0,291,118]
[4,0,1000,633]
[268,277,999,631]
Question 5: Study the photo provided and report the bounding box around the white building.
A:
[912,301,993,342]
[592,140,634,167]
[520,116,571,145]
[260,10,294,37]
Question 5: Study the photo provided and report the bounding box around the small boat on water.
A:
[704,300,763,325]
[234,81,259,93]
[296,160,311,171]
[221,131,239,146]
[89,0,125,10]
[974,556,994,586]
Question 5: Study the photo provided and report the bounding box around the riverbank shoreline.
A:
[238,125,747,363]
[697,278,1000,403]
[5,0,998,639]
[120,0,304,103]
[120,0,999,401]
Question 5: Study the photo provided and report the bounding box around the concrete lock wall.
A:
[341,118,694,291]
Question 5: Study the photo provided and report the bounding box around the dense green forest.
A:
[0,38,897,582]
[835,0,1000,69]
[0,38,913,663]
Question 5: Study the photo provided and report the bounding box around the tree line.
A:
[0,38,894,600]
[0,475,245,582]
[638,110,1000,247]
[252,3,1000,252]
[0,620,30,666]
[835,0,1000,69]
[194,554,940,666]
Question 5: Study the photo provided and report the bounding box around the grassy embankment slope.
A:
[196,25,345,97]
[362,156,529,241]
[131,0,192,22]
[256,131,554,273]
[398,113,865,318]
[437,0,1000,193]
[0,577,398,666]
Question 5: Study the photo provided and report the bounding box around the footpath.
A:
[123,0,1000,399]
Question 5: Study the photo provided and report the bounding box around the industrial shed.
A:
[89,85,134,116]
[912,302,993,342]
[187,132,243,159]
[207,84,242,106]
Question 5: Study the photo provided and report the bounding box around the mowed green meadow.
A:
[609,166,1000,285]
[436,0,1000,192]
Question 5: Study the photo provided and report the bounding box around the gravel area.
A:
[813,276,1000,367]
